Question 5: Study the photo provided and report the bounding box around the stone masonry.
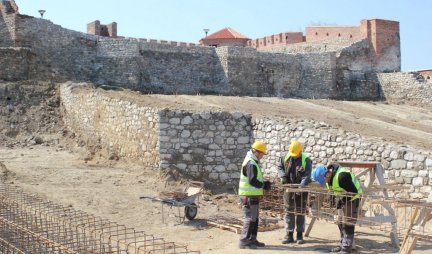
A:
[60,83,432,200]
[0,8,408,100]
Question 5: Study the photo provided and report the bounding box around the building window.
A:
[338,33,341,37]
[315,32,318,36]
[350,34,353,38]
[326,33,329,36]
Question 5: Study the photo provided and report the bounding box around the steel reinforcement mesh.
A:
[262,186,432,244]
[0,184,199,254]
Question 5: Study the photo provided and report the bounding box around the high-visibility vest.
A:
[328,167,362,201]
[238,157,264,196]
[283,152,309,170]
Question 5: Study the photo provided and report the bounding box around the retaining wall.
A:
[60,83,160,167]
[378,72,432,105]
[60,83,432,200]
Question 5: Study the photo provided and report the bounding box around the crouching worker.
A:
[312,163,362,253]
[238,140,272,249]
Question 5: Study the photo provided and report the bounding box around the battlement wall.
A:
[306,26,362,42]
[247,32,304,49]
[0,11,397,100]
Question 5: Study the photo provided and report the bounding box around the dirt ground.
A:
[0,146,430,254]
[1,86,432,253]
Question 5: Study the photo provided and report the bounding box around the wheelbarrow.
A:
[140,181,204,223]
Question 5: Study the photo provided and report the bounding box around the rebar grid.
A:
[0,184,200,254]
[262,185,431,252]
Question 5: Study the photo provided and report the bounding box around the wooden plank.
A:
[338,161,379,168]
[206,221,241,234]
[400,207,419,253]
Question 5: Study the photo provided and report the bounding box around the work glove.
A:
[263,181,272,191]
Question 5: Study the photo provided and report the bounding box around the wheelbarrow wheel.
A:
[185,203,198,220]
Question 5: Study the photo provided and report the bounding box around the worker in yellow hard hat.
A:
[238,140,271,249]
[277,140,312,244]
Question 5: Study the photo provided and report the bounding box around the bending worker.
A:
[238,140,271,249]
[277,140,312,244]
[312,163,362,253]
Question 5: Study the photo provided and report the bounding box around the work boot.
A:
[253,240,265,247]
[282,232,295,244]
[239,242,258,249]
[330,246,351,252]
[296,232,304,244]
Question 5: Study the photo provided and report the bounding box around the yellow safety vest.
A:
[238,157,264,196]
[283,152,308,169]
[328,167,362,201]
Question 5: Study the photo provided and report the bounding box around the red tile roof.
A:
[206,27,249,40]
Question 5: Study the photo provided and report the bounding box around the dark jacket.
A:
[277,153,312,187]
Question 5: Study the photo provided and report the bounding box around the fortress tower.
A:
[87,20,117,38]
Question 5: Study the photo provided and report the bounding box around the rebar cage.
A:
[0,184,200,254]
[261,185,432,254]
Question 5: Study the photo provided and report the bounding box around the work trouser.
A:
[337,198,360,252]
[284,191,308,234]
[239,196,260,245]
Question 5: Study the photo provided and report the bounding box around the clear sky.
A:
[15,0,430,71]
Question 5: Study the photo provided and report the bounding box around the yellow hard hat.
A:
[289,140,303,158]
[251,140,268,154]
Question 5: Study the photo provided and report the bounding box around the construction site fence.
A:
[0,184,200,254]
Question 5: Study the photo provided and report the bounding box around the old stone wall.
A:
[14,15,97,82]
[0,11,14,46]
[1,11,425,103]
[158,110,252,184]
[0,47,32,81]
[60,83,432,199]
[60,82,160,167]
[254,118,432,200]
[1,13,386,99]
[95,38,228,94]
[378,72,432,105]
[335,40,380,100]
[222,47,337,98]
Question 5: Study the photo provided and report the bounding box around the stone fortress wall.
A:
[1,4,425,102]
[60,82,432,199]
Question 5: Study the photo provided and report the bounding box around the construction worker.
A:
[277,140,312,244]
[238,140,271,249]
[312,163,362,253]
